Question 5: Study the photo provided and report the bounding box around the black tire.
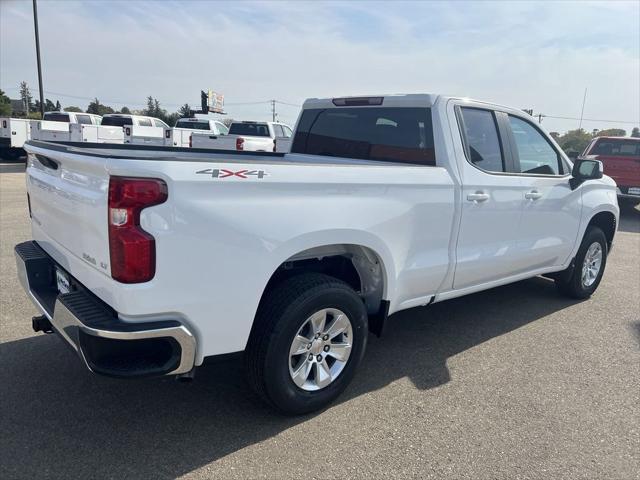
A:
[245,273,368,415]
[555,226,608,299]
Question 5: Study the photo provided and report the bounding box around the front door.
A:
[505,114,582,271]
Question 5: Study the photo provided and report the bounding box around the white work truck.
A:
[16,94,619,414]
[191,120,292,152]
[30,111,102,142]
[171,117,229,148]
[0,117,31,159]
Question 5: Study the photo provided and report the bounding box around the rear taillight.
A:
[236,137,244,151]
[108,177,168,283]
[189,134,192,148]
[273,139,277,152]
[165,129,170,139]
[27,193,32,218]
[125,127,131,136]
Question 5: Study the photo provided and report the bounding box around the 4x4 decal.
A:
[196,168,268,179]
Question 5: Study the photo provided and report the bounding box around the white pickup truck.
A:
[15,94,619,414]
[191,120,293,152]
[0,117,31,159]
[30,111,102,142]
[171,117,229,148]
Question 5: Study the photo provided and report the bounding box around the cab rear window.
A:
[43,113,70,122]
[291,107,435,166]
[101,116,132,127]
[229,123,271,137]
[175,120,210,130]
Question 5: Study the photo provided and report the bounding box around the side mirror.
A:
[570,158,603,190]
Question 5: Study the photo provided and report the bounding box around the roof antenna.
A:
[578,88,587,130]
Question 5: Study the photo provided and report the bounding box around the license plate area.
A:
[56,268,71,294]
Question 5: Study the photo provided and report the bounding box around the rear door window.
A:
[282,125,293,138]
[459,108,505,173]
[215,122,229,135]
[273,124,285,137]
[139,119,153,127]
[291,107,435,165]
[229,123,271,137]
[75,114,93,125]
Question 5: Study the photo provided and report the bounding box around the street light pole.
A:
[33,0,45,118]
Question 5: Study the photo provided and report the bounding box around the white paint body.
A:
[69,123,125,144]
[0,117,31,148]
[170,119,229,148]
[22,94,619,365]
[191,121,292,152]
[30,112,102,142]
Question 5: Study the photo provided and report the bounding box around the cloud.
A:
[1,0,638,132]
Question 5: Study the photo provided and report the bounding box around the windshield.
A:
[229,123,271,137]
[101,116,133,127]
[591,139,640,158]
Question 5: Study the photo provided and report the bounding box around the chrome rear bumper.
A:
[15,241,196,378]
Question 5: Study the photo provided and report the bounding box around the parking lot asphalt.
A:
[1,164,638,480]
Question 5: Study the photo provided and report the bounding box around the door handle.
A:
[467,192,490,203]
[525,190,543,200]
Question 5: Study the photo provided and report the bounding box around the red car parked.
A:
[582,136,640,203]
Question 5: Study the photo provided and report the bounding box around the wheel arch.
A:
[586,210,617,251]
[257,233,396,320]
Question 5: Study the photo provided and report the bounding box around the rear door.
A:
[452,104,525,289]
[504,114,581,270]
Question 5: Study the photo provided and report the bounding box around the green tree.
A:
[631,127,640,138]
[55,100,61,111]
[119,106,131,114]
[63,106,83,112]
[596,128,626,137]
[19,81,33,113]
[86,98,114,116]
[0,89,11,116]
[178,103,191,118]
[557,129,592,155]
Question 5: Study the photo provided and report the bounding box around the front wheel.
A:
[245,273,368,415]
[555,226,608,299]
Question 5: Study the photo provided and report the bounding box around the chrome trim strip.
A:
[15,246,196,375]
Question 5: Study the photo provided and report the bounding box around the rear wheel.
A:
[555,226,608,299]
[245,273,368,415]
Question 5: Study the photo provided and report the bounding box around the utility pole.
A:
[578,88,587,131]
[537,113,543,124]
[32,0,45,119]
[271,99,276,122]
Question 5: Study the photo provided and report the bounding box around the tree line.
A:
[0,81,195,127]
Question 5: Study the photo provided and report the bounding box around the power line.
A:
[542,114,638,125]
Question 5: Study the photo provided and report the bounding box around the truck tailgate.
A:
[25,143,111,277]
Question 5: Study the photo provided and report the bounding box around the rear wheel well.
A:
[260,244,386,317]
[587,211,616,250]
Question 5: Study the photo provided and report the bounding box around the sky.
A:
[1,0,639,133]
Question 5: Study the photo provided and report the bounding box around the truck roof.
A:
[303,94,440,109]
[302,94,530,116]
[593,136,640,141]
